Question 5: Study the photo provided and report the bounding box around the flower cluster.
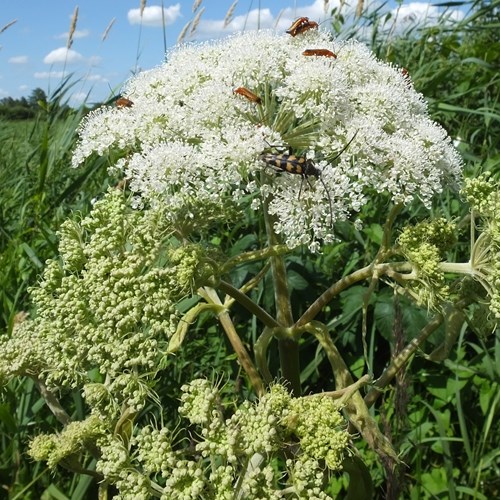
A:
[73,30,462,250]
[29,415,105,469]
[0,189,215,415]
[285,395,349,470]
[90,380,350,498]
[97,435,152,499]
[461,174,500,319]
[287,457,334,499]
[398,218,456,308]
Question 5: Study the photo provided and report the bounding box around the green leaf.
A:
[41,484,69,500]
[363,223,383,245]
[343,456,374,500]
[20,243,43,269]
[418,468,448,495]
[0,403,16,433]
[229,234,257,256]
[287,269,309,291]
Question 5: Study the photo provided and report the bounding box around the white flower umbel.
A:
[73,30,462,250]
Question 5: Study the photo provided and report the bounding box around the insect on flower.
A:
[400,67,413,88]
[233,87,262,104]
[115,97,134,108]
[259,133,358,226]
[302,49,337,59]
[286,17,319,37]
[260,149,333,225]
[259,151,320,177]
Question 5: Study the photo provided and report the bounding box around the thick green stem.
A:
[219,245,290,275]
[381,203,403,251]
[263,196,301,395]
[309,321,399,464]
[200,287,265,396]
[295,265,373,327]
[217,280,279,329]
[306,373,372,405]
[296,205,403,329]
[254,327,275,384]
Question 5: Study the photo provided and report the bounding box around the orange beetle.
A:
[233,87,262,104]
[302,49,337,58]
[115,97,134,108]
[286,17,319,37]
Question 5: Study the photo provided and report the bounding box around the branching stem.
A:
[200,287,265,396]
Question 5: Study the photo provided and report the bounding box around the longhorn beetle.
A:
[259,132,358,226]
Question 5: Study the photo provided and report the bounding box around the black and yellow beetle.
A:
[258,133,358,226]
[258,151,321,178]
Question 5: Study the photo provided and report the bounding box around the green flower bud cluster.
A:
[462,173,500,219]
[0,189,217,415]
[96,435,152,499]
[133,426,174,475]
[398,218,456,308]
[287,457,334,499]
[224,383,291,459]
[236,461,282,500]
[28,415,105,469]
[461,174,500,319]
[285,396,349,470]
[180,381,347,496]
[92,381,350,498]
[179,378,221,425]
[169,244,217,292]
[161,459,206,500]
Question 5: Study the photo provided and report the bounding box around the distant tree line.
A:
[0,88,72,120]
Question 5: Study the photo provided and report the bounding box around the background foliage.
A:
[0,1,498,498]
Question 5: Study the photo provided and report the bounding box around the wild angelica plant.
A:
[1,29,498,498]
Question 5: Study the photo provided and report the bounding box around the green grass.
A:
[0,82,117,333]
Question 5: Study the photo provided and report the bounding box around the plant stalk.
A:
[200,287,265,396]
[263,194,301,395]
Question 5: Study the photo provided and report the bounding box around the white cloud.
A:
[44,47,84,65]
[197,8,274,34]
[385,2,464,33]
[8,55,28,64]
[19,84,29,91]
[187,0,338,39]
[0,88,8,97]
[188,0,463,41]
[55,29,90,40]
[34,71,67,79]
[84,74,108,83]
[128,4,182,27]
[70,91,89,104]
[395,2,442,23]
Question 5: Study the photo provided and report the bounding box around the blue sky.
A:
[0,0,462,105]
